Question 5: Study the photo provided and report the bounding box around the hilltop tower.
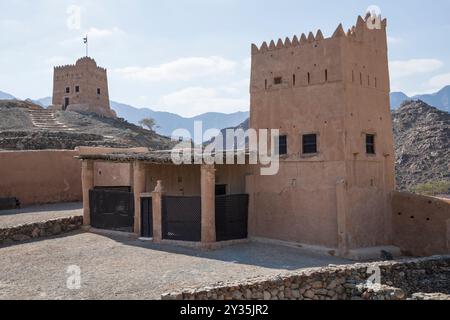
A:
[50,57,116,118]
[248,14,396,257]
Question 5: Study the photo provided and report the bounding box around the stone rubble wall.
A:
[0,216,83,245]
[161,256,450,300]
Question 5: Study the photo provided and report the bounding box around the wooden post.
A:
[245,174,256,238]
[152,181,164,242]
[133,161,146,236]
[201,164,216,244]
[81,160,95,227]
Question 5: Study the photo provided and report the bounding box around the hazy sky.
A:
[1,0,450,116]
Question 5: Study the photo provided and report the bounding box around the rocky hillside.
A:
[0,100,174,151]
[393,100,449,191]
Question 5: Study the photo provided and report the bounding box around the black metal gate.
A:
[215,194,249,242]
[162,196,201,242]
[89,189,134,232]
[141,197,153,238]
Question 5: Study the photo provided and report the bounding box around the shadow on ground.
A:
[105,232,352,271]
[0,202,82,217]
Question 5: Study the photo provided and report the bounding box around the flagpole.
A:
[86,35,88,57]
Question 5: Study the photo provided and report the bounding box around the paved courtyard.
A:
[0,203,82,228]
[0,232,351,300]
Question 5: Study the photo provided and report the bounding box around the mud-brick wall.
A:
[0,150,82,206]
[392,192,450,256]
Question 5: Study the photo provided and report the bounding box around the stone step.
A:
[32,121,65,126]
[33,124,72,128]
[30,116,57,118]
[32,123,68,126]
[28,108,75,131]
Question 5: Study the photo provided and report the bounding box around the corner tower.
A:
[51,57,116,118]
[248,14,395,258]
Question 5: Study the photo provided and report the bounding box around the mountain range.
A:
[109,101,249,141]
[25,97,248,141]
[1,85,449,139]
[391,85,450,112]
[0,91,16,100]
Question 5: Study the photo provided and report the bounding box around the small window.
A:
[307,72,311,84]
[97,88,101,95]
[325,69,328,82]
[293,74,296,86]
[75,86,80,93]
[265,79,267,90]
[303,134,318,154]
[215,184,227,196]
[274,77,282,85]
[278,135,288,155]
[366,134,376,155]
[66,87,70,94]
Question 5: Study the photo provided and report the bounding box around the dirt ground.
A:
[0,203,82,228]
[0,232,350,300]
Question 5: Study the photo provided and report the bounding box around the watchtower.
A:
[51,57,116,118]
[248,14,395,257]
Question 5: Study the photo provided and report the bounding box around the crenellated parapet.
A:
[251,14,387,55]
[54,57,107,73]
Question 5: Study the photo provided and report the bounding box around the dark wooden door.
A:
[89,189,134,232]
[141,197,153,238]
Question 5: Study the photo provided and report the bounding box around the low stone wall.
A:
[161,256,450,300]
[0,216,83,245]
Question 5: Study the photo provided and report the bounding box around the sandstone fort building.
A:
[76,14,449,259]
[50,57,116,118]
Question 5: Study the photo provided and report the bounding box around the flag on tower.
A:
[83,35,88,57]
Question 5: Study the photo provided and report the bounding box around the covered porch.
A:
[79,151,253,248]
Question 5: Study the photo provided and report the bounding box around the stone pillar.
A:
[133,161,146,236]
[245,174,256,237]
[446,219,450,253]
[81,160,95,227]
[336,179,348,257]
[201,164,216,244]
[152,181,164,242]
[129,162,134,187]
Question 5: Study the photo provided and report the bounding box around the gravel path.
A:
[0,232,350,300]
[0,203,82,228]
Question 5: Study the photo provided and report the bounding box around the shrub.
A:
[411,181,450,196]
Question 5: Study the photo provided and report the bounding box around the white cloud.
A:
[114,56,237,82]
[1,19,21,29]
[426,73,450,92]
[242,57,251,71]
[60,27,125,46]
[158,86,249,117]
[390,59,444,78]
[387,36,402,44]
[44,56,69,65]
[86,27,125,39]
